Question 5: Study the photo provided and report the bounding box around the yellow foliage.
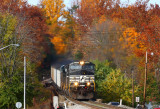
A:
[98,15,106,24]
[41,0,66,23]
[122,28,144,53]
[51,36,66,54]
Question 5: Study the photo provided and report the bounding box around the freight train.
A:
[51,60,95,99]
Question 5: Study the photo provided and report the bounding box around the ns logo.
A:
[80,76,86,82]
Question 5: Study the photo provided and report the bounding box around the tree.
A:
[0,13,38,108]
[41,0,67,24]
[98,69,139,105]
[93,60,112,84]
[93,60,139,105]
[146,72,160,103]
[76,0,120,31]
[74,50,83,60]
[0,13,18,78]
[41,0,77,56]
[19,6,48,63]
[0,0,50,108]
[74,19,122,62]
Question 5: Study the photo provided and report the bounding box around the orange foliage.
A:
[98,15,107,24]
[0,0,49,64]
[77,0,118,30]
[121,28,146,55]
[51,36,66,54]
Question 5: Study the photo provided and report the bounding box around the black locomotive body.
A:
[51,61,95,99]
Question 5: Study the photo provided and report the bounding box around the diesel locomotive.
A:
[51,61,95,99]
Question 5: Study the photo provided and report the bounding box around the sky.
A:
[27,0,160,7]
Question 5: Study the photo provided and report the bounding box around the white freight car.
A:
[51,60,74,89]
[51,66,61,87]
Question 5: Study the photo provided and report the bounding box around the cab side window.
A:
[60,65,65,73]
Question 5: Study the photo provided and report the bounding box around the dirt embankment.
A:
[28,86,57,109]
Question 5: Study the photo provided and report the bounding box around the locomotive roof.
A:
[51,59,95,69]
[69,61,95,65]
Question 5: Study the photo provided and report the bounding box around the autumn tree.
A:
[93,60,139,106]
[76,0,121,31]
[0,13,36,109]
[0,0,49,63]
[74,18,122,62]
[41,0,77,55]
[0,14,18,78]
[20,6,48,63]
[0,0,50,108]
[41,0,67,24]
[73,0,160,104]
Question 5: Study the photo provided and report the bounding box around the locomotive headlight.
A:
[74,82,78,86]
[87,82,91,86]
[79,61,84,65]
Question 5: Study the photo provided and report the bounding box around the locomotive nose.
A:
[80,70,94,75]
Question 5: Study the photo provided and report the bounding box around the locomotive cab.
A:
[52,60,95,99]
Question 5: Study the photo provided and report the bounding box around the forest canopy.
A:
[0,0,159,108]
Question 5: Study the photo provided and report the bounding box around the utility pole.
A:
[24,56,26,109]
[144,51,147,107]
[132,70,134,107]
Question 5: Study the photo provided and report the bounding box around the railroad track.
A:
[51,83,133,109]
[82,101,131,109]
[63,95,129,109]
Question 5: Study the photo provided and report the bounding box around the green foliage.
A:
[0,13,18,76]
[103,69,132,104]
[0,13,17,42]
[93,60,139,106]
[146,72,159,102]
[0,64,41,108]
[0,72,23,108]
[93,60,112,83]
[0,13,43,108]
[74,50,83,60]
[34,86,51,104]
[137,72,160,103]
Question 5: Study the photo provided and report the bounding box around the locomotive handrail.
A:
[69,82,71,93]
[91,77,95,92]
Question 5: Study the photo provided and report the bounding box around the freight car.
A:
[51,61,95,99]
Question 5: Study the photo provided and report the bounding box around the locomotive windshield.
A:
[69,63,94,71]
[70,64,82,70]
[82,64,94,70]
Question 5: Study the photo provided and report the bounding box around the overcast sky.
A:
[27,0,160,7]
[27,0,72,7]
